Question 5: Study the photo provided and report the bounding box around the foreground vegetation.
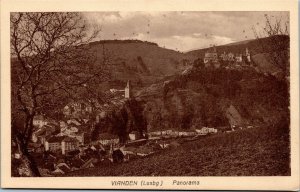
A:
[67,120,290,176]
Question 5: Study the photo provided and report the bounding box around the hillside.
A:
[67,120,290,176]
[91,62,289,143]
[134,65,289,132]
[86,40,195,89]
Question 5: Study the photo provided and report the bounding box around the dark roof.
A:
[63,137,79,143]
[47,136,66,143]
[57,164,70,173]
[81,158,96,169]
[98,133,118,140]
[33,115,44,121]
[28,143,42,148]
[34,129,46,136]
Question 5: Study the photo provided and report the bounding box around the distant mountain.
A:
[86,39,196,90]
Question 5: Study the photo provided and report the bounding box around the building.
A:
[245,47,251,63]
[98,133,119,146]
[81,158,97,169]
[235,54,243,62]
[32,124,58,143]
[33,115,48,128]
[220,51,229,61]
[227,52,235,61]
[61,137,79,155]
[196,127,218,135]
[45,136,80,154]
[128,131,140,141]
[45,136,65,152]
[63,101,93,117]
[178,131,197,137]
[125,80,131,99]
[203,46,218,64]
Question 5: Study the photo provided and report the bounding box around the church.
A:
[125,80,131,99]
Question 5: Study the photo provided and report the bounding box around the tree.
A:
[252,14,290,77]
[10,12,101,176]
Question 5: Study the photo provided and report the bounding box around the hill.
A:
[86,39,195,89]
[134,65,289,132]
[91,62,289,142]
[67,120,290,176]
[185,35,290,74]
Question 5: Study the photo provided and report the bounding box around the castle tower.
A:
[125,80,131,99]
[245,48,251,62]
[213,45,216,52]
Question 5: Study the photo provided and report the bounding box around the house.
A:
[98,133,119,146]
[148,131,163,137]
[27,143,44,153]
[178,131,196,137]
[227,52,235,61]
[67,118,82,126]
[81,158,97,169]
[32,124,59,143]
[63,101,93,118]
[45,136,65,152]
[203,46,218,64]
[61,137,79,155]
[52,163,70,175]
[196,127,218,135]
[73,132,85,144]
[33,115,48,128]
[235,54,243,62]
[169,131,179,137]
[128,131,140,141]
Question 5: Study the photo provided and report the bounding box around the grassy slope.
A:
[88,40,195,87]
[67,122,290,176]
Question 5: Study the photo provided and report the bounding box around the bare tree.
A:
[252,14,290,77]
[10,12,101,176]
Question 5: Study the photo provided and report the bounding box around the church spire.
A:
[125,80,131,99]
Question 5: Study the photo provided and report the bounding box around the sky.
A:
[83,11,289,52]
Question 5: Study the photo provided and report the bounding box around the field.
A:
[67,122,290,176]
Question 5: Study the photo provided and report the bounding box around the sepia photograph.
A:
[1,0,299,190]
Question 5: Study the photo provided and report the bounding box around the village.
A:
[12,77,255,177]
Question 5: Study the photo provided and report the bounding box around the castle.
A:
[203,46,218,64]
[203,46,251,66]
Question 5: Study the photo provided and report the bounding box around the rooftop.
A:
[47,136,66,143]
[98,133,119,140]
